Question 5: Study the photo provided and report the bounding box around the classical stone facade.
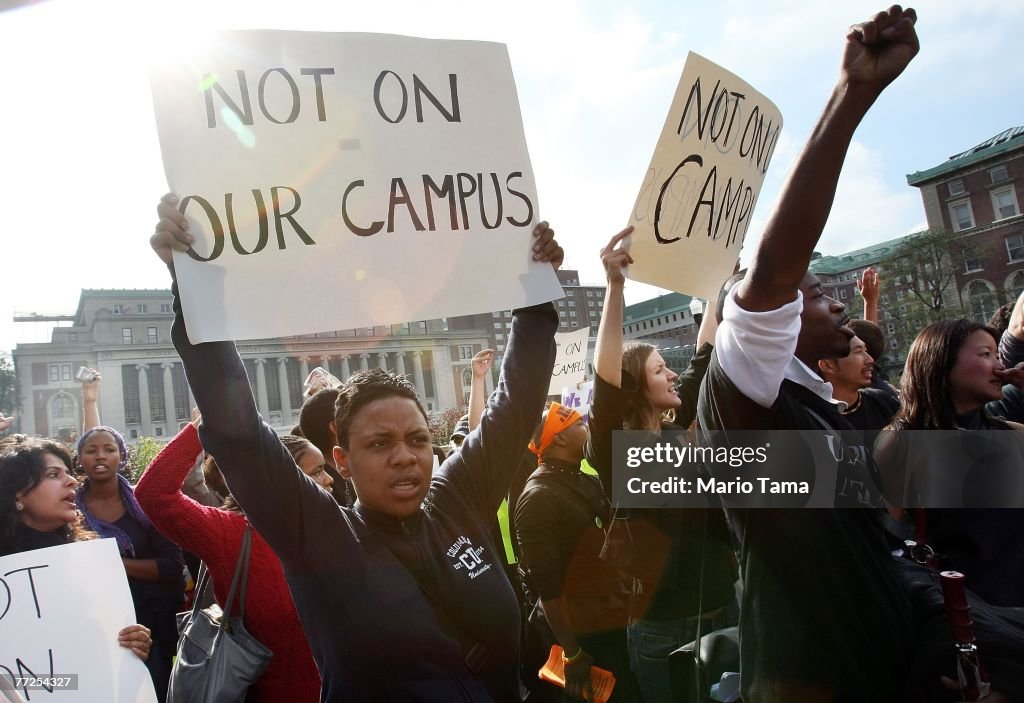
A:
[13,289,492,441]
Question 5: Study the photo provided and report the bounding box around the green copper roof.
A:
[808,232,925,275]
[907,126,1024,185]
[624,291,693,322]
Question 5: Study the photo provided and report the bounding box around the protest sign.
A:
[561,380,594,421]
[0,539,157,702]
[549,327,590,395]
[628,52,783,299]
[149,31,563,343]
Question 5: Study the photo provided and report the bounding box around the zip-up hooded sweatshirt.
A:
[170,278,557,702]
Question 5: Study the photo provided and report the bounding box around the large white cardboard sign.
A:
[149,31,563,343]
[548,327,590,395]
[0,539,157,702]
[628,52,783,300]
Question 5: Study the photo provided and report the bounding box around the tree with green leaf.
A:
[429,405,468,447]
[0,353,18,417]
[127,436,164,483]
[878,228,979,326]
[877,228,999,369]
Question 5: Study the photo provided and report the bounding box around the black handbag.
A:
[168,524,273,703]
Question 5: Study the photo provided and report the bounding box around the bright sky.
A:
[2,0,1022,352]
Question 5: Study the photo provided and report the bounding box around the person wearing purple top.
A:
[76,425,185,701]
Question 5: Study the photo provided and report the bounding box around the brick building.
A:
[803,125,1024,378]
[622,291,698,373]
[809,235,919,375]
[461,269,606,355]
[906,125,1024,323]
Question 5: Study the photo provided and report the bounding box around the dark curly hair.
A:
[333,369,428,449]
[1,437,95,555]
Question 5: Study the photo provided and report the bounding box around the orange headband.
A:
[528,402,583,463]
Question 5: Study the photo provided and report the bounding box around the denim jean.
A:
[627,598,739,703]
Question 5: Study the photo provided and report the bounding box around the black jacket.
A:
[171,278,557,702]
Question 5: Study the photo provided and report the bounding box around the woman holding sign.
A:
[0,436,154,661]
[152,192,561,702]
[587,227,738,703]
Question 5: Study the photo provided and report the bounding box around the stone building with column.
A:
[13,289,493,440]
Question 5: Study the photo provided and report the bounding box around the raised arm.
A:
[135,421,235,556]
[695,295,720,349]
[679,274,731,423]
[81,369,102,433]
[179,411,224,508]
[587,228,636,496]
[857,267,880,323]
[593,227,633,388]
[1009,288,1024,342]
[736,7,919,312]
[676,343,714,429]
[467,349,495,432]
[435,223,561,517]
[152,193,337,570]
[999,288,1024,366]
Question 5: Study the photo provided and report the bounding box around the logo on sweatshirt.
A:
[447,536,492,580]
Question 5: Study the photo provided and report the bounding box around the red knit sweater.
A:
[136,425,321,703]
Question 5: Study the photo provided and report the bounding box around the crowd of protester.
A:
[3,6,1024,702]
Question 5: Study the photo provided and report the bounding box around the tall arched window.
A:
[966,280,997,324]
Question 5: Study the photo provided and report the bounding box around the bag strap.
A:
[687,507,711,703]
[236,525,254,617]
[222,524,253,625]
[186,561,213,622]
[802,404,837,434]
